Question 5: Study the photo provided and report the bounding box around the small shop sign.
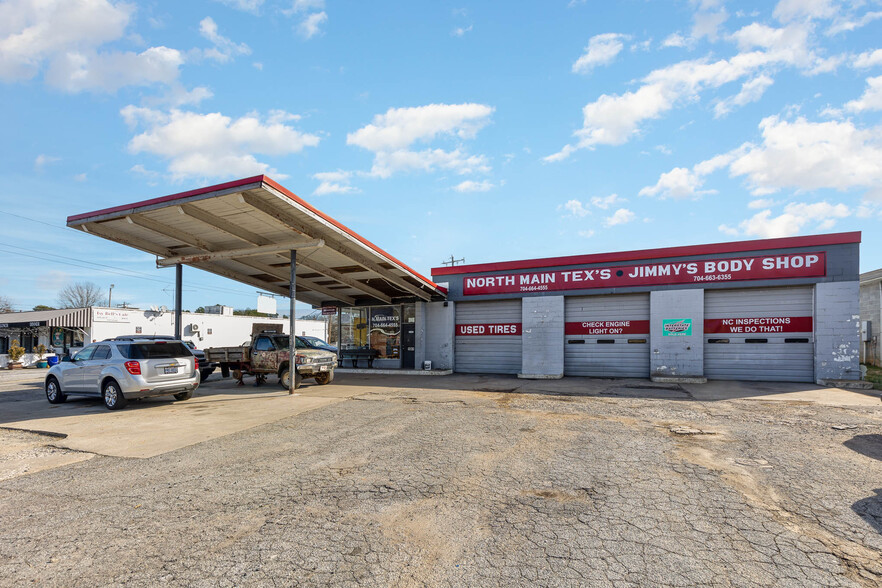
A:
[321,306,338,316]
[662,319,693,336]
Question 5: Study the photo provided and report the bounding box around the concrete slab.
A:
[0,377,351,459]
[682,380,882,406]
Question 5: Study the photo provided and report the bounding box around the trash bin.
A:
[47,356,59,367]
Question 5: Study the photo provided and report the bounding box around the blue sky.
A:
[1,0,881,313]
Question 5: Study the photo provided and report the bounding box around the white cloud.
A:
[845,76,882,112]
[122,107,320,181]
[662,33,689,48]
[214,0,264,13]
[286,0,324,12]
[718,224,739,236]
[739,201,849,238]
[198,17,251,63]
[34,154,60,170]
[572,33,628,74]
[313,170,358,196]
[73,173,87,182]
[639,167,707,199]
[604,208,635,227]
[347,103,494,178]
[643,115,882,199]
[853,49,882,69]
[773,0,837,24]
[748,198,776,209]
[714,74,774,117]
[298,11,327,39]
[692,8,728,41]
[0,0,187,92]
[828,11,882,35]
[453,180,495,192]
[578,230,595,238]
[452,25,473,37]
[561,199,591,217]
[590,193,623,209]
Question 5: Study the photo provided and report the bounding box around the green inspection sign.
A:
[662,318,693,336]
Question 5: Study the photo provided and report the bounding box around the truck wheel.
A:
[314,371,334,385]
[220,365,230,378]
[200,367,215,382]
[279,368,302,390]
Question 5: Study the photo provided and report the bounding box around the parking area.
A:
[1,370,881,586]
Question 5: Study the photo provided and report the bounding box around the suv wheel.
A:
[46,377,66,404]
[102,379,128,410]
[174,390,193,401]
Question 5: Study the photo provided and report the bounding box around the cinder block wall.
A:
[414,301,427,369]
[520,295,564,378]
[859,282,881,367]
[424,301,455,370]
[649,289,704,378]
[815,281,861,381]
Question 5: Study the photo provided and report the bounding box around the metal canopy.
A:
[67,176,447,308]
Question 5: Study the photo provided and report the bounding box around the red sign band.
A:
[565,320,649,336]
[455,323,522,336]
[705,316,813,334]
[462,252,826,296]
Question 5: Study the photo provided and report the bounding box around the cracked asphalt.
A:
[1,373,881,587]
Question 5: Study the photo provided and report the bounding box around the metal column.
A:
[289,250,297,394]
[174,264,182,340]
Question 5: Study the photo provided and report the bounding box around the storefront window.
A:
[369,306,400,359]
[340,307,368,350]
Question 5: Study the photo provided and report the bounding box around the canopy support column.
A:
[289,250,298,394]
[174,264,183,340]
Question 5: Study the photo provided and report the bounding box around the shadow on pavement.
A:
[844,434,882,462]
[852,489,882,536]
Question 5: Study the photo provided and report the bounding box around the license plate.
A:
[320,365,328,371]
[163,366,178,374]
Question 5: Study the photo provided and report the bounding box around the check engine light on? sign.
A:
[462,253,825,296]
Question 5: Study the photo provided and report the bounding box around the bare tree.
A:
[57,282,106,309]
[0,295,13,313]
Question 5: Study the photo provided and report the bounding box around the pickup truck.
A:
[204,332,337,389]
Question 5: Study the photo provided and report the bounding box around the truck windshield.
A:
[271,335,308,349]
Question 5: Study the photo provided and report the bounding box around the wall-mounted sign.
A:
[135,326,142,334]
[462,252,826,296]
[51,328,64,346]
[93,309,131,323]
[663,319,693,336]
[322,306,338,316]
[705,316,813,334]
[565,320,649,336]
[456,323,522,336]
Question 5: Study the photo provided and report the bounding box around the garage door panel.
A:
[455,300,522,374]
[565,294,650,378]
[704,287,814,382]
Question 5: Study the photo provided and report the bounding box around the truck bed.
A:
[204,346,250,364]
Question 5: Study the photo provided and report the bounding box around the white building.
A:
[0,307,327,368]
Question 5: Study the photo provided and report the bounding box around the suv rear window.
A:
[118,342,192,359]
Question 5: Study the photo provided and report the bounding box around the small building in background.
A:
[860,269,882,367]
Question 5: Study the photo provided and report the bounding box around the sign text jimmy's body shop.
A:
[462,252,825,296]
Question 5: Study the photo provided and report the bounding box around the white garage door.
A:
[564,293,650,378]
[704,286,814,382]
[455,300,522,374]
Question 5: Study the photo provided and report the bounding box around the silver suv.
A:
[45,339,200,410]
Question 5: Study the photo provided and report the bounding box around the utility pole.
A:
[441,255,465,267]
[108,284,114,308]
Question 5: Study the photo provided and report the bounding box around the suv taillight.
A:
[124,361,141,375]
[194,358,199,370]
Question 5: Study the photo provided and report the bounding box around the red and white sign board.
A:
[463,252,825,296]
[456,323,522,336]
[565,320,649,336]
[321,306,338,316]
[705,316,813,334]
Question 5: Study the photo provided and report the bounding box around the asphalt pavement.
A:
[0,370,880,587]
